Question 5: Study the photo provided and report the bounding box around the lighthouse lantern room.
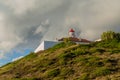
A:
[69,28,76,37]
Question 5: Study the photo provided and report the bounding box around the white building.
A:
[95,39,102,42]
[34,41,58,53]
[34,28,91,53]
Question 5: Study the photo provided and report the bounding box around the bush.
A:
[101,31,120,41]
[96,40,120,48]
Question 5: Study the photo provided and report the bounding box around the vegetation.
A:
[0,31,120,80]
[101,31,120,41]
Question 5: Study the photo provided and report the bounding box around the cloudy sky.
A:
[0,0,120,66]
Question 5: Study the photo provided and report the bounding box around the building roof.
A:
[81,38,91,43]
[69,28,75,32]
[58,37,91,43]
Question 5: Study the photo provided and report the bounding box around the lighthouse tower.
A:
[69,28,76,37]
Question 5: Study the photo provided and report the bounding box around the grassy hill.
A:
[0,41,120,80]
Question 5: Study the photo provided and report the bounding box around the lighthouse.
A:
[35,28,91,53]
[69,28,76,37]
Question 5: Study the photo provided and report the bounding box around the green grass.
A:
[60,67,74,76]
[0,40,120,80]
[92,67,111,78]
[46,68,60,77]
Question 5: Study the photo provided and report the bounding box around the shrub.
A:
[101,31,116,41]
[96,40,120,48]
[101,31,120,41]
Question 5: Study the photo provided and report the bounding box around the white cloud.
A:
[34,25,43,35]
[2,0,64,15]
[0,0,120,60]
[0,0,64,59]
[0,12,23,52]
[1,0,36,15]
[63,0,120,39]
[34,19,50,35]
[0,51,6,59]
[0,38,22,51]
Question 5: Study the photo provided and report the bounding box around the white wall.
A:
[34,41,58,53]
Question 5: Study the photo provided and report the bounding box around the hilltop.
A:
[0,40,120,80]
[0,31,120,80]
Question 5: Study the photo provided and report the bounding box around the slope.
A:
[0,41,120,80]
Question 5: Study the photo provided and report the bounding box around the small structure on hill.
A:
[58,28,91,44]
[95,39,102,42]
[69,28,76,37]
[34,28,91,53]
[34,41,58,53]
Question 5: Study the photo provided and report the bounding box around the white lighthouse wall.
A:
[69,32,75,37]
[34,41,45,53]
[34,41,58,53]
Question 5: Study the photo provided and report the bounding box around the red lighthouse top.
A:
[69,28,75,32]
